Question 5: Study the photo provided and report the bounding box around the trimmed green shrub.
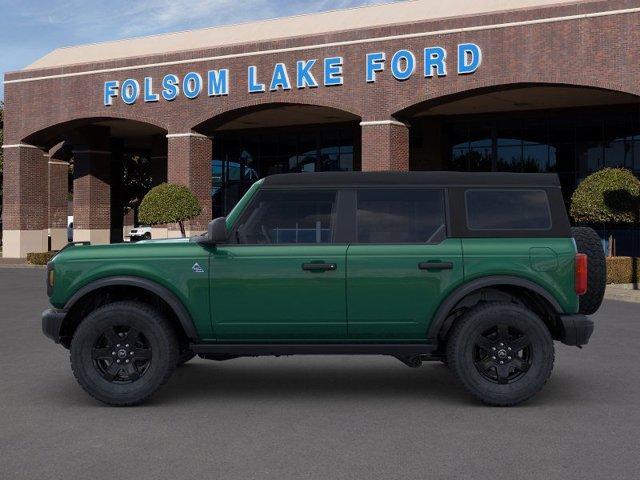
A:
[138,183,202,237]
[606,257,640,284]
[27,251,57,265]
[570,168,640,224]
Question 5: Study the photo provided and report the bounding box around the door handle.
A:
[302,263,337,272]
[418,261,453,271]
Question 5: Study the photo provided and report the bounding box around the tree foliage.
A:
[138,183,202,237]
[121,154,152,220]
[570,168,640,224]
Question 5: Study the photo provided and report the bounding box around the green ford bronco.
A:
[42,172,605,406]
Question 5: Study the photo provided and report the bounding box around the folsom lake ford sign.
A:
[103,43,482,106]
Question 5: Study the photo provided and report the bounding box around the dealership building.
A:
[2,0,640,257]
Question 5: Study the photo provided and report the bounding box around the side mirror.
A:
[207,217,228,244]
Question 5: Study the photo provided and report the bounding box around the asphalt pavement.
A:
[1,268,639,480]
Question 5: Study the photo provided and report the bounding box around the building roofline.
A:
[5,2,634,85]
[34,0,406,55]
[19,0,594,72]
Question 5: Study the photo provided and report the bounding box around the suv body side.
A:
[47,176,579,344]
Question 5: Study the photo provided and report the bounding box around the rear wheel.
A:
[70,301,178,406]
[447,302,554,406]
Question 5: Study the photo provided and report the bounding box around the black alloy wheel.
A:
[473,324,532,385]
[91,326,152,383]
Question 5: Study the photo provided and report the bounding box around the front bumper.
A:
[558,314,594,347]
[42,308,67,344]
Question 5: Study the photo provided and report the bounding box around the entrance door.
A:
[211,188,347,340]
[346,188,464,340]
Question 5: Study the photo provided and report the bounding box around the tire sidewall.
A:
[70,302,176,405]
[571,227,606,315]
[448,304,554,406]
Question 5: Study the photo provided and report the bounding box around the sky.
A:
[0,0,401,100]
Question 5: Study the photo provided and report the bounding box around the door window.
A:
[235,189,338,244]
[356,189,446,244]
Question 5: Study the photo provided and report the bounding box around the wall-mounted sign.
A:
[103,43,481,106]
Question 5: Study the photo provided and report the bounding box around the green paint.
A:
[48,184,579,343]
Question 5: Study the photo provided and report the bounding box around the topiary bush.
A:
[606,257,640,284]
[27,251,57,265]
[138,183,202,237]
[570,168,640,224]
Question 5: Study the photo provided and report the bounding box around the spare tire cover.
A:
[571,227,606,315]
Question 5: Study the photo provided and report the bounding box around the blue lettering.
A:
[183,72,203,99]
[324,57,344,86]
[248,66,265,93]
[270,63,292,91]
[162,74,180,101]
[366,52,385,83]
[296,60,318,89]
[207,69,229,96]
[144,77,159,102]
[121,79,140,105]
[424,47,447,77]
[390,50,416,81]
[103,80,119,106]
[458,43,482,74]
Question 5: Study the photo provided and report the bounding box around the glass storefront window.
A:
[212,123,358,217]
[604,139,633,168]
[434,104,640,200]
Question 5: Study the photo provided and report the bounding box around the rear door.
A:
[346,188,463,340]
[211,188,348,340]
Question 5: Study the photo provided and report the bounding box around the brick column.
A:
[150,134,168,186]
[166,132,212,236]
[48,144,70,251]
[71,126,112,244]
[360,120,410,171]
[1,144,49,257]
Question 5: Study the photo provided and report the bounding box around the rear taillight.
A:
[575,253,588,295]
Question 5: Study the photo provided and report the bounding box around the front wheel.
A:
[446,302,554,407]
[70,301,178,406]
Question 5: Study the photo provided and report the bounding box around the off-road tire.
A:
[571,226,606,315]
[70,301,178,406]
[447,302,554,407]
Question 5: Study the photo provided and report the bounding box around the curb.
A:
[0,264,46,269]
[604,285,640,303]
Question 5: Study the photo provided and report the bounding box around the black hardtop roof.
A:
[262,171,561,187]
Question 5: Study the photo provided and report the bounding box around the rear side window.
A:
[466,189,552,230]
[356,189,446,243]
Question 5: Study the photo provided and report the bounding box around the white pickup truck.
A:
[127,226,152,242]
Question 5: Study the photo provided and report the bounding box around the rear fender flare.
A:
[427,276,563,342]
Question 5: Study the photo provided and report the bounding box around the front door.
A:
[346,188,464,340]
[211,188,347,340]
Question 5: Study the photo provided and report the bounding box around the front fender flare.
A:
[64,276,198,340]
[427,276,564,342]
